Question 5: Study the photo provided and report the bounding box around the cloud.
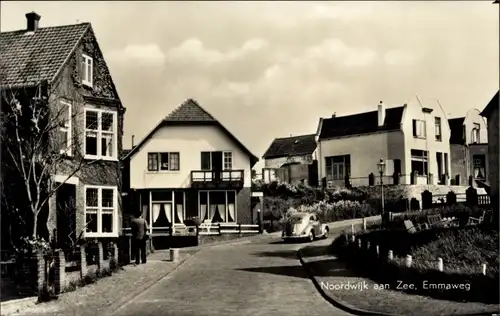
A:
[304,38,377,67]
[106,43,165,66]
[384,50,418,66]
[165,38,269,65]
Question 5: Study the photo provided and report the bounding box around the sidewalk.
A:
[3,249,194,316]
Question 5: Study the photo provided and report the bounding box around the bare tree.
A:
[1,80,108,250]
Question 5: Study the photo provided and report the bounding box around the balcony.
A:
[190,170,244,189]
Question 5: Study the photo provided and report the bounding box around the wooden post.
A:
[351,234,355,243]
[357,238,362,248]
[388,250,393,261]
[405,255,412,267]
[437,258,443,272]
[362,218,367,231]
[351,224,355,234]
[376,245,379,257]
[366,241,370,250]
[482,263,487,275]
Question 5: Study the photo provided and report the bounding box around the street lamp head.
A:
[377,158,386,174]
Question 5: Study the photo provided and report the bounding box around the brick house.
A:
[480,90,499,209]
[121,99,259,235]
[262,134,318,185]
[448,109,489,186]
[0,12,125,249]
[316,99,452,187]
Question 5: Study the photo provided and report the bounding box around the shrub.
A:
[298,200,378,222]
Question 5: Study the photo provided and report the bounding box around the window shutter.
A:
[412,120,417,136]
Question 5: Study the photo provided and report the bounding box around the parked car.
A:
[282,212,329,242]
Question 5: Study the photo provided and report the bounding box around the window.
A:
[411,149,428,176]
[434,117,442,141]
[148,153,159,171]
[473,155,486,179]
[58,100,72,155]
[201,152,211,170]
[200,151,227,170]
[84,109,117,160]
[199,190,237,223]
[84,186,117,236]
[444,153,449,176]
[471,123,480,143]
[223,151,233,170]
[147,152,180,171]
[325,155,350,181]
[81,54,93,87]
[412,119,426,138]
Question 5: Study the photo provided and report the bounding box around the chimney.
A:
[331,112,336,118]
[26,12,41,32]
[377,101,385,127]
[131,135,135,147]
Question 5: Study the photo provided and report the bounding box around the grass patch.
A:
[397,227,499,277]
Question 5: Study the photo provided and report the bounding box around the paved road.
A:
[111,236,352,316]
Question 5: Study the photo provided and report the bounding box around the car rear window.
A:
[289,217,303,224]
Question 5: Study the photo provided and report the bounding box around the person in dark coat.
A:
[131,211,149,264]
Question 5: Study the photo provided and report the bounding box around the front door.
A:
[212,151,223,182]
[56,183,77,249]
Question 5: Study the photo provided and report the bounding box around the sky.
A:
[1,1,499,171]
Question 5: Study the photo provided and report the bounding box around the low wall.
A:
[198,233,259,246]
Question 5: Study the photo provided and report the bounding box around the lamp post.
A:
[377,159,386,218]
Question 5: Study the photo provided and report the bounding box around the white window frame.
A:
[84,108,118,161]
[198,190,237,223]
[81,54,93,87]
[59,100,72,156]
[223,151,233,170]
[147,152,180,172]
[471,123,480,143]
[434,117,442,141]
[413,119,426,139]
[84,185,118,238]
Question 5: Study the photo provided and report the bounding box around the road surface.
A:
[111,236,352,316]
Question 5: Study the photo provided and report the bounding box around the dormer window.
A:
[81,54,93,87]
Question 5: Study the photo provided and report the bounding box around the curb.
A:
[297,245,499,316]
[297,247,393,316]
[107,253,194,315]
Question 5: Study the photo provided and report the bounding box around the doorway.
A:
[56,183,77,250]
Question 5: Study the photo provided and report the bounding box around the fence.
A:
[421,187,491,210]
[123,223,260,237]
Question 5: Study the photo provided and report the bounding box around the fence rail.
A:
[122,223,261,237]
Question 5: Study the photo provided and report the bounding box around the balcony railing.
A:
[190,170,244,188]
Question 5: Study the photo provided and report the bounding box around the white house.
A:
[316,98,452,187]
[122,99,259,233]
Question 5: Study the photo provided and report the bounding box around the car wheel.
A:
[308,231,315,242]
[323,228,329,239]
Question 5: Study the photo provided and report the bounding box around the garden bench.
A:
[427,214,444,228]
[403,220,425,233]
[467,210,486,225]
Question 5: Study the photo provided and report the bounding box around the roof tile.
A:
[0,23,89,87]
[263,134,317,159]
[164,99,216,122]
[319,106,404,139]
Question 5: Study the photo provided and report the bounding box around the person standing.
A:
[131,211,149,264]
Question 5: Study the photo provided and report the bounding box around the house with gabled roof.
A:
[262,134,318,185]
[121,99,259,237]
[316,98,451,187]
[0,12,125,246]
[448,109,489,187]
